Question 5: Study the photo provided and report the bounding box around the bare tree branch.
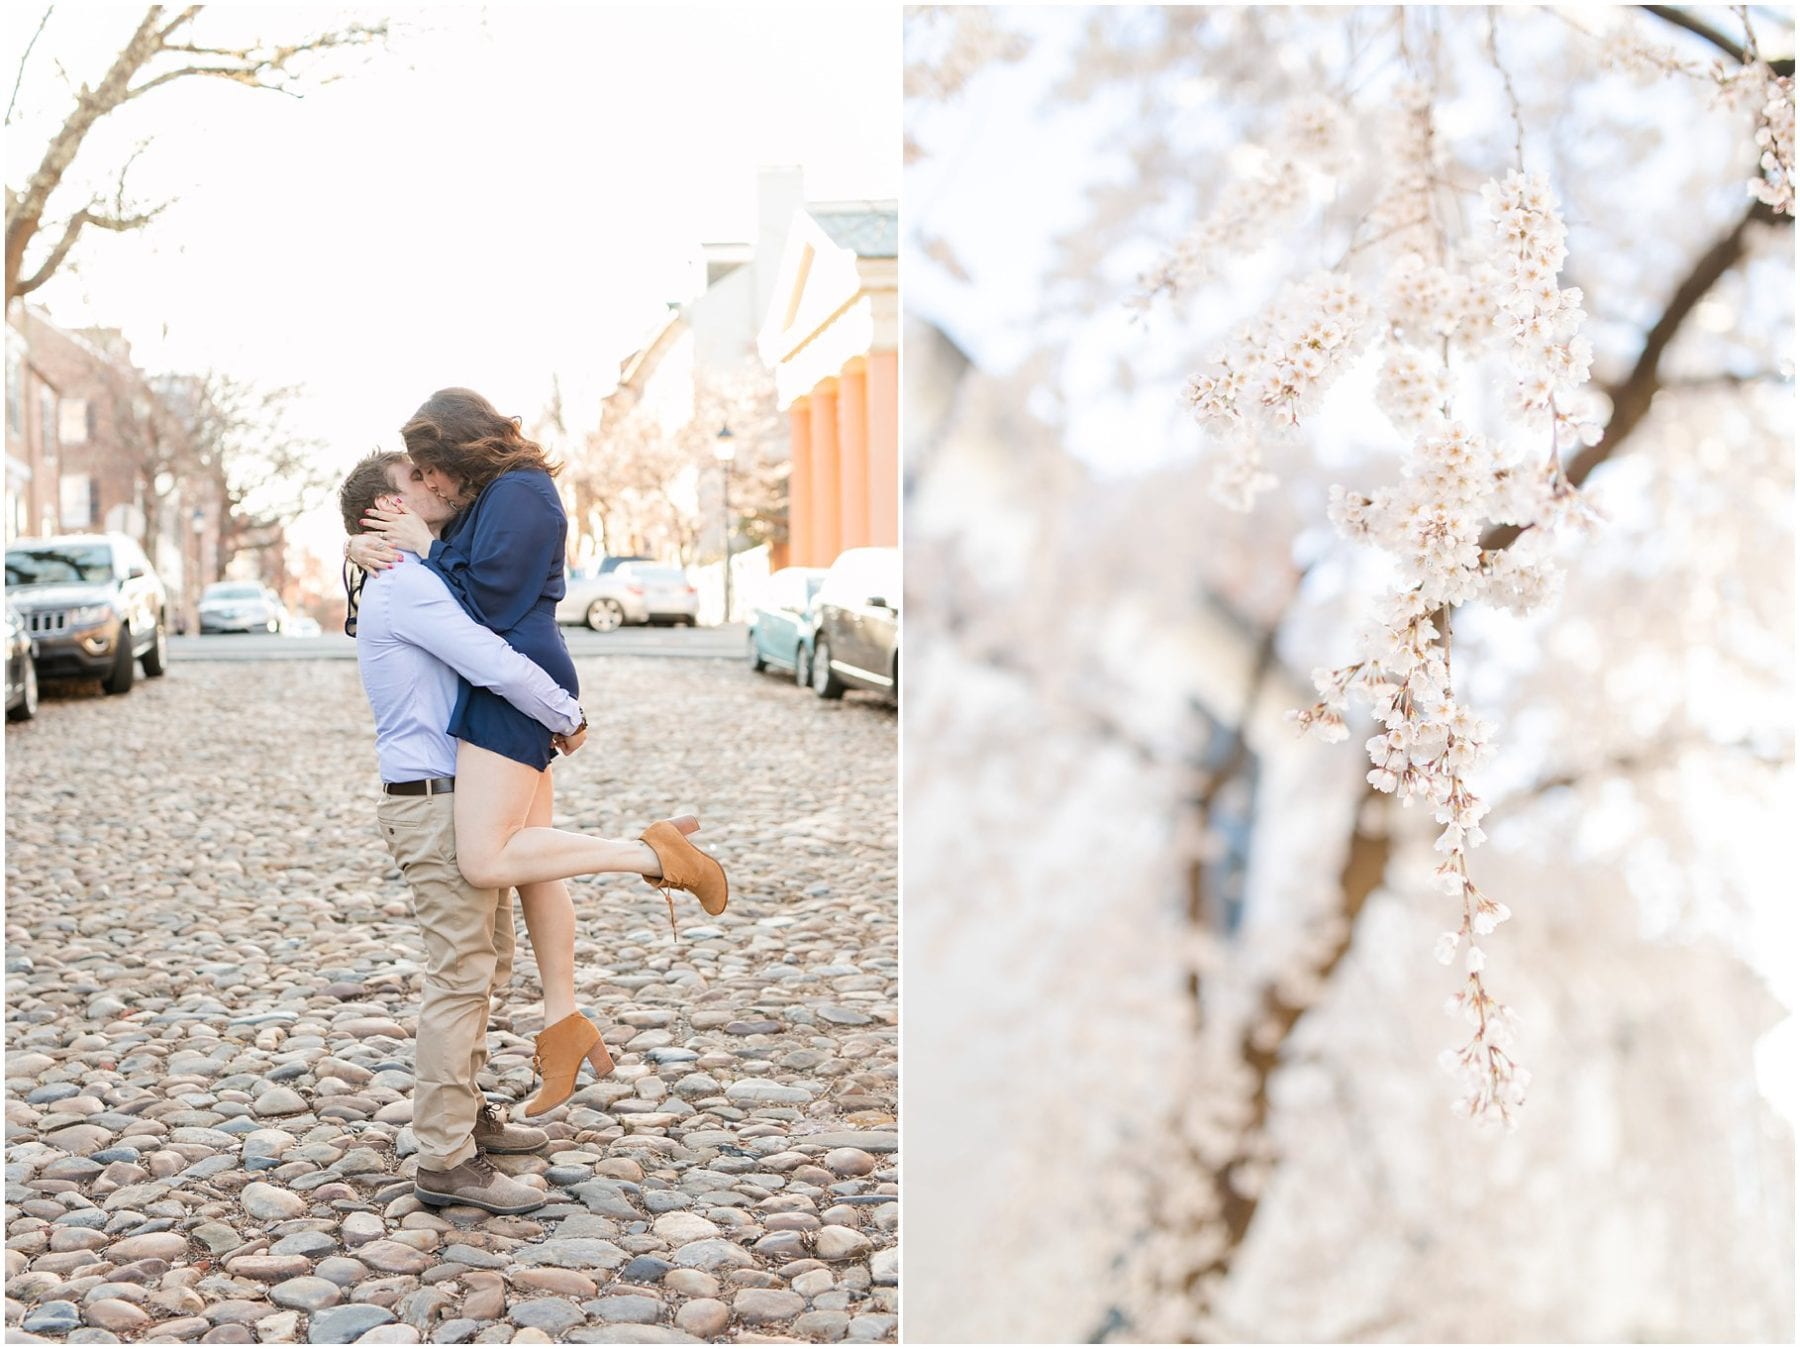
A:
[5,5,55,127]
[5,6,387,301]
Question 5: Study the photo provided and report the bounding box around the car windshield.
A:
[624,567,683,585]
[204,584,264,601]
[5,545,114,585]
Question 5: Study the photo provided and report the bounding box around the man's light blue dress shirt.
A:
[355,550,581,782]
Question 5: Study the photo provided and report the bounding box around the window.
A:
[5,345,21,437]
[57,399,88,445]
[38,388,58,456]
[1186,706,1261,937]
[59,474,93,530]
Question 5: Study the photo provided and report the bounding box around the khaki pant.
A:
[375,792,515,1170]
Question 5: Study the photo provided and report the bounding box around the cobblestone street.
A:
[4,655,897,1344]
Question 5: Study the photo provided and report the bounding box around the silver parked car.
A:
[615,562,699,626]
[199,581,285,634]
[557,570,643,631]
[810,546,899,703]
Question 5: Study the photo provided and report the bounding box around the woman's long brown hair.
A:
[399,387,561,498]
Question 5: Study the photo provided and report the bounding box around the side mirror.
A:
[127,565,146,580]
[865,595,890,609]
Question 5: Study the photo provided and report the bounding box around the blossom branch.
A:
[1483,196,1784,553]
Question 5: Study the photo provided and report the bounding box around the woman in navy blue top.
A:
[419,465,576,769]
[350,388,728,1118]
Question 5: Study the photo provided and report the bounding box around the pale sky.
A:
[8,3,899,564]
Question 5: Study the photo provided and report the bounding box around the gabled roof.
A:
[806,202,898,259]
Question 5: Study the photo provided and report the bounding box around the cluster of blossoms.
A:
[1285,176,1605,1127]
[1480,170,1598,440]
[1184,275,1373,508]
[1751,72,1794,214]
[902,7,1031,103]
[1366,82,1439,255]
[1137,168,1311,308]
[1376,248,1499,437]
[1376,346,1455,435]
[1329,422,1498,606]
[1291,594,1526,1125]
[1136,97,1354,307]
[1188,279,1368,432]
[1383,251,1495,349]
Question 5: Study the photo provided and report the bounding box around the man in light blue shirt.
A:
[340,449,582,1215]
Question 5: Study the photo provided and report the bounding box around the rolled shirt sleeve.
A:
[387,562,580,735]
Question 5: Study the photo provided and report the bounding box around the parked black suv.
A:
[4,533,169,695]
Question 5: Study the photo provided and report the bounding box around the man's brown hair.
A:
[338,449,406,536]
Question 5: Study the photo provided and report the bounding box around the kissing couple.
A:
[339,386,727,1215]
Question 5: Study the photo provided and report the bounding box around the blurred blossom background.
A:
[902,5,1793,1343]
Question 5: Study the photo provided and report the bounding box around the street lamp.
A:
[713,425,737,625]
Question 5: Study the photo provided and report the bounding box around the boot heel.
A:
[586,1037,614,1078]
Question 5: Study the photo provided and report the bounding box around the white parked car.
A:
[199,581,285,634]
[284,616,323,638]
[614,562,698,626]
[557,570,643,631]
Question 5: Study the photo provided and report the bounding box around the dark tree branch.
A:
[1501,735,1793,806]
[1644,4,1794,75]
[1482,197,1784,553]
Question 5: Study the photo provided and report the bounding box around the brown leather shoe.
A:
[472,1100,548,1154]
[641,819,728,937]
[523,1012,613,1117]
[414,1151,544,1214]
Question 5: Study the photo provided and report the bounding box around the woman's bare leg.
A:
[454,742,663,891]
[514,769,579,1026]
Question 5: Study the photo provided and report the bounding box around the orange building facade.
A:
[758,203,898,568]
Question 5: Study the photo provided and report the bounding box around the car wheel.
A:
[142,619,168,677]
[7,657,37,722]
[811,634,845,700]
[587,598,625,632]
[103,628,135,695]
[794,642,811,689]
[747,628,766,672]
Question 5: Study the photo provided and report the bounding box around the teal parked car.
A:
[747,566,828,687]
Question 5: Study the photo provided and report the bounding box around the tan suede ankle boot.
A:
[640,819,728,939]
[523,1013,605,1116]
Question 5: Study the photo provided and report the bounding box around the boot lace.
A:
[465,1151,500,1181]
[655,882,680,943]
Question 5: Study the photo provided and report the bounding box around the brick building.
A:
[4,305,225,632]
